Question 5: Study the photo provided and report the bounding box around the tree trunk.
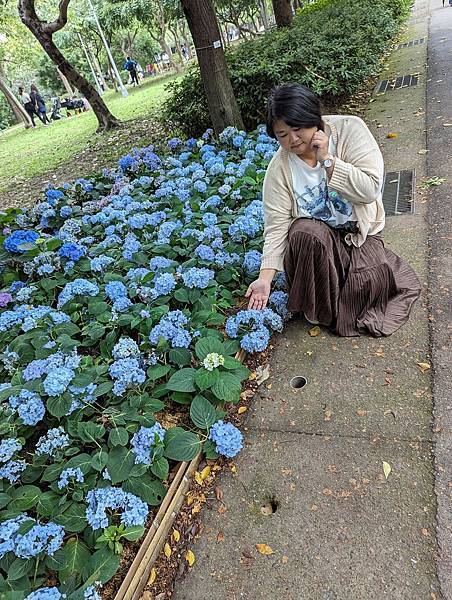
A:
[180,0,244,136]
[169,26,184,64]
[159,36,180,72]
[18,0,119,131]
[0,73,32,127]
[259,0,269,29]
[57,67,74,95]
[108,62,118,92]
[272,0,293,27]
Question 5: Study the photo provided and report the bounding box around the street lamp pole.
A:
[86,0,128,97]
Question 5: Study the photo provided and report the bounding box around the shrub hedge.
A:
[163,0,412,136]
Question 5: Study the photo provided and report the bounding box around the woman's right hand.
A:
[245,278,271,310]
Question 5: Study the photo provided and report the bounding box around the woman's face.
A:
[273,119,318,156]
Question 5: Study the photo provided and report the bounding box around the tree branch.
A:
[42,0,72,34]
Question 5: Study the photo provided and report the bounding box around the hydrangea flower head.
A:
[209,421,243,457]
[203,353,225,371]
[131,423,166,464]
[4,230,39,253]
[85,486,148,530]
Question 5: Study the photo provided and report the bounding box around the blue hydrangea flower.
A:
[181,267,215,289]
[242,250,262,274]
[25,588,65,600]
[35,427,70,456]
[112,337,140,360]
[112,297,132,313]
[46,189,65,202]
[0,438,22,463]
[149,256,173,271]
[131,423,166,465]
[84,585,101,600]
[109,357,146,396]
[59,205,72,218]
[58,242,85,261]
[105,281,128,302]
[268,291,292,321]
[90,255,115,272]
[149,310,192,348]
[8,389,46,425]
[15,521,65,558]
[4,230,40,253]
[85,487,148,530]
[229,216,260,241]
[0,460,27,483]
[43,367,75,397]
[209,420,243,457]
[225,309,283,352]
[57,467,84,489]
[57,279,99,308]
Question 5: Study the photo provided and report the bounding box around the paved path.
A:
[426,0,452,596]
[169,2,448,598]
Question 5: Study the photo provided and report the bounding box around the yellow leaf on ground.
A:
[417,362,431,374]
[382,461,391,479]
[147,567,157,585]
[308,326,321,337]
[386,132,398,138]
[238,406,247,414]
[172,529,180,542]
[256,543,274,555]
[200,466,211,480]
[164,542,172,559]
[194,471,204,486]
[185,549,196,566]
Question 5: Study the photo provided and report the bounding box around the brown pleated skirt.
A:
[283,219,421,337]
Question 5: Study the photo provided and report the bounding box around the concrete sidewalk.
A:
[171,2,445,598]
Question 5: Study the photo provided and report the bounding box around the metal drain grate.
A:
[382,170,415,215]
[397,37,425,49]
[377,74,419,93]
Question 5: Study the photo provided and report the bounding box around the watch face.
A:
[323,158,333,168]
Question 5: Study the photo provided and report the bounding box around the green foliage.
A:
[163,0,413,136]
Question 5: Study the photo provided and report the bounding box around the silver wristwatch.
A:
[321,155,334,168]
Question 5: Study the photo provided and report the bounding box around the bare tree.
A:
[18,0,120,131]
[181,0,243,135]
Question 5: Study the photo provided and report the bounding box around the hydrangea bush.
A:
[0,126,290,598]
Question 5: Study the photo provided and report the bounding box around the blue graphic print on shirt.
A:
[294,177,352,227]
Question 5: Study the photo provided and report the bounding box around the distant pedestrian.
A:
[124,56,139,86]
[30,84,50,125]
[18,86,37,128]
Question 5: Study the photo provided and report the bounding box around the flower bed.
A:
[0,127,290,599]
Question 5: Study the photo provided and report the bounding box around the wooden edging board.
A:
[114,348,247,600]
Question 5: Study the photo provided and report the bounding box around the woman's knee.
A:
[288,219,331,246]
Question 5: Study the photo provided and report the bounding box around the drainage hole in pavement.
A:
[290,375,307,389]
[260,496,279,516]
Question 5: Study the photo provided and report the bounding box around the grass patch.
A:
[0,74,179,193]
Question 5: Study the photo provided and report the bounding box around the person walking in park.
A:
[246,83,421,337]
[124,56,139,86]
[30,84,50,125]
[18,86,37,128]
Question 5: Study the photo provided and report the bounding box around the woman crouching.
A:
[246,83,420,337]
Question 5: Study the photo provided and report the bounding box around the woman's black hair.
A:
[266,83,323,138]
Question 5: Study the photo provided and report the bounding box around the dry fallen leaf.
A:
[255,364,270,385]
[147,567,157,586]
[238,406,247,414]
[382,461,391,480]
[418,149,429,155]
[164,542,172,559]
[308,326,321,337]
[215,486,223,501]
[185,549,196,566]
[216,531,225,542]
[421,528,430,537]
[324,408,333,422]
[442,123,452,127]
[386,132,398,138]
[281,555,289,564]
[356,409,368,416]
[417,362,431,374]
[200,466,211,480]
[255,543,274,555]
[194,471,204,486]
[172,529,180,542]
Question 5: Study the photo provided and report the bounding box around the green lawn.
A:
[0,74,179,193]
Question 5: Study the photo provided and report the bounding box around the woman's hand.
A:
[310,129,330,164]
[245,277,272,310]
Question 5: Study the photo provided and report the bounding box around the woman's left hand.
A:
[310,130,329,164]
